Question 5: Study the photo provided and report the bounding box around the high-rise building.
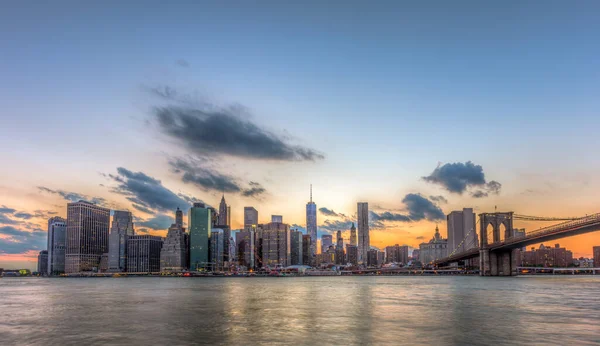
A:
[350,222,357,246]
[108,210,134,272]
[412,249,420,261]
[593,246,600,268]
[290,230,303,265]
[175,207,183,227]
[160,218,188,272]
[346,244,358,265]
[127,235,163,272]
[306,185,317,257]
[271,215,283,223]
[189,203,212,271]
[419,225,448,265]
[336,231,344,250]
[367,249,378,267]
[261,221,291,267]
[302,234,312,266]
[521,244,573,267]
[447,208,478,255]
[236,230,255,269]
[357,202,370,265]
[377,251,385,266]
[37,250,48,275]
[321,234,333,254]
[218,195,228,226]
[210,229,225,271]
[227,206,231,227]
[385,244,409,264]
[244,207,258,228]
[65,201,110,273]
[47,216,66,275]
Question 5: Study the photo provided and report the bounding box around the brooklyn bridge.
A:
[432,212,600,276]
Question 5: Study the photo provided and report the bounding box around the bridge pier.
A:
[480,248,519,277]
[490,252,498,276]
[479,249,490,276]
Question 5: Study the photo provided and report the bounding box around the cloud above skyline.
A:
[0,226,46,255]
[422,161,502,196]
[38,186,107,205]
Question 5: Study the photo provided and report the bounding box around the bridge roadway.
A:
[434,213,600,266]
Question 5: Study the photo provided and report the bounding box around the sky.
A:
[1,1,600,270]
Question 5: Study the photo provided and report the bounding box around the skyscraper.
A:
[236,229,255,269]
[302,234,312,266]
[47,216,66,275]
[262,220,291,267]
[321,234,333,254]
[336,230,344,250]
[108,210,134,272]
[218,195,228,226]
[65,200,110,273]
[271,215,283,223]
[306,185,317,257]
[210,229,225,271]
[350,222,357,246]
[357,202,370,265]
[37,250,48,275]
[346,244,358,265]
[244,207,258,228]
[160,209,188,272]
[447,208,478,255]
[189,203,212,271]
[290,230,303,265]
[175,207,183,227]
[127,235,163,272]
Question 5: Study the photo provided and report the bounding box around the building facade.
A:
[290,230,303,265]
[261,221,291,268]
[65,201,111,273]
[350,222,357,246]
[385,244,409,264]
[419,225,448,265]
[244,207,258,228]
[47,216,66,275]
[160,223,188,272]
[447,208,478,255]
[210,229,225,271]
[127,235,163,272]
[594,246,600,268]
[321,234,333,254]
[346,244,358,265]
[302,234,312,266]
[306,186,317,258]
[357,202,370,265]
[189,203,212,271]
[367,249,378,267]
[108,210,134,272]
[37,250,48,275]
[236,229,255,269]
[521,244,573,267]
[218,195,228,226]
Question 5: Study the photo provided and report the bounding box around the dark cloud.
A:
[151,100,324,161]
[416,236,426,240]
[241,182,266,198]
[0,226,46,254]
[486,181,502,194]
[319,207,343,217]
[176,59,190,68]
[137,214,173,230]
[370,210,411,222]
[402,194,445,221]
[318,219,355,233]
[423,161,492,194]
[0,206,16,214]
[131,204,156,215]
[38,186,107,205]
[291,224,307,233]
[471,190,488,198]
[0,214,20,225]
[109,167,190,213]
[429,195,448,204]
[13,212,34,220]
[177,193,207,207]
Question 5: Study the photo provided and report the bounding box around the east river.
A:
[1,276,599,345]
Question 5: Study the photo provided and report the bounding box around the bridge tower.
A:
[479,212,518,276]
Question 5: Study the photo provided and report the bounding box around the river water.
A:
[0,276,599,345]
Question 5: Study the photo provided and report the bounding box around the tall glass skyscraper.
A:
[357,202,370,265]
[189,203,212,271]
[108,210,134,272]
[306,185,317,258]
[65,200,110,273]
[47,216,66,275]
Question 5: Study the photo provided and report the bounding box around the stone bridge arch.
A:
[479,212,514,246]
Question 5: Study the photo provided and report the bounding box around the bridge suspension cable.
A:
[513,214,579,222]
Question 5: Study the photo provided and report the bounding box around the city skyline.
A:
[2,2,600,269]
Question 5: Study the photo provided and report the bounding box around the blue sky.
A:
[1,1,600,268]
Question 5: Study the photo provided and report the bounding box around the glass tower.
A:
[306,185,317,258]
[189,203,212,271]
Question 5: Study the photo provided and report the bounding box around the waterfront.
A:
[1,277,599,345]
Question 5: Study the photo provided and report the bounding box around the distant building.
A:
[357,202,370,265]
[244,207,258,229]
[236,230,255,269]
[218,195,228,226]
[160,221,188,272]
[290,230,303,265]
[447,208,478,255]
[521,244,573,267]
[47,216,66,275]
[419,225,448,265]
[321,234,333,253]
[271,215,283,223]
[367,249,378,267]
[108,210,134,272]
[412,249,420,261]
[175,207,183,227]
[65,201,110,273]
[349,222,357,246]
[346,244,358,265]
[189,203,212,271]
[377,251,385,266]
[336,231,343,250]
[385,245,409,264]
[99,253,109,272]
[262,221,291,267]
[594,246,600,268]
[210,229,225,271]
[302,234,312,266]
[37,250,48,275]
[306,185,317,257]
[127,235,163,272]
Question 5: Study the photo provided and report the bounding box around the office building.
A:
[594,246,600,268]
[367,249,378,267]
[346,244,358,265]
[357,202,370,265]
[419,225,448,265]
[302,234,312,266]
[160,222,188,272]
[321,234,333,254]
[108,210,135,272]
[261,221,290,267]
[65,201,111,273]
[385,244,409,264]
[521,244,573,267]
[244,207,258,228]
[290,230,303,265]
[127,235,163,272]
[227,206,231,227]
[306,185,317,257]
[271,215,283,223]
[350,222,357,246]
[377,251,385,266]
[336,230,343,250]
[189,203,212,271]
[412,249,420,261]
[175,207,183,227]
[236,229,255,269]
[447,208,478,254]
[47,216,66,275]
[210,229,225,271]
[37,250,48,275]
[218,195,228,226]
